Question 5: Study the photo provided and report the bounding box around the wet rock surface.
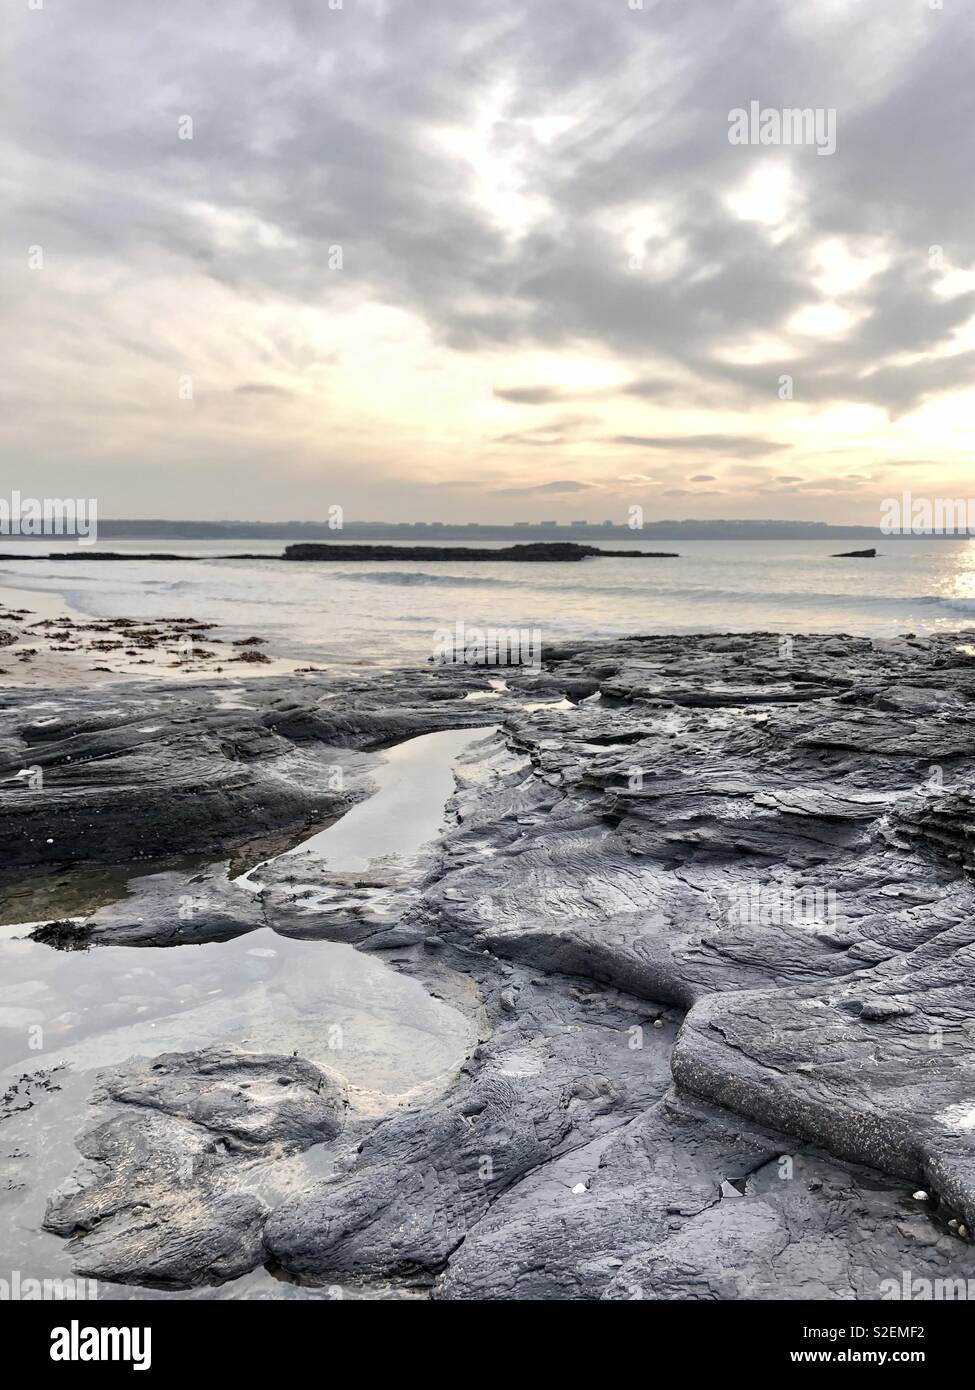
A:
[441,1089,975,1301]
[44,1049,346,1286]
[23,631,975,1296]
[31,867,267,948]
[0,669,498,875]
[283,541,679,561]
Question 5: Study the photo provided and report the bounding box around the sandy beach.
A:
[0,582,314,688]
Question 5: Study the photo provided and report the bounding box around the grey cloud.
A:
[493,387,569,404]
[611,435,789,457]
[490,479,595,494]
[234,383,295,397]
[4,0,974,511]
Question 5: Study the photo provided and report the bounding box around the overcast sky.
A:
[4,0,974,523]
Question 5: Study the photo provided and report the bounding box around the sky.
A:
[4,0,975,524]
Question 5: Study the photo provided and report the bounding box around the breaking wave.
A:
[337,571,520,589]
[331,569,975,612]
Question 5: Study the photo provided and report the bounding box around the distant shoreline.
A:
[2,522,974,544]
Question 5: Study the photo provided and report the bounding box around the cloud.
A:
[493,386,570,404]
[611,435,789,457]
[2,0,972,521]
[234,383,295,397]
[491,479,595,494]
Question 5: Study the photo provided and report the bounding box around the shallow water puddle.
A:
[463,677,509,703]
[240,725,492,883]
[0,924,472,1107]
[1,727,493,1101]
[0,725,493,1295]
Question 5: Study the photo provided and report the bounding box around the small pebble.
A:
[912,1190,929,1201]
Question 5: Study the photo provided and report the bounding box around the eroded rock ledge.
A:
[25,630,975,1297]
[45,1050,346,1286]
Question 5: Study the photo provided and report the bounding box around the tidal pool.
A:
[0,725,492,1298]
[240,725,492,883]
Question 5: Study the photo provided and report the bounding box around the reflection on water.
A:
[241,725,491,883]
[0,920,478,1297]
[0,726,492,1298]
[0,924,473,1107]
[943,537,975,606]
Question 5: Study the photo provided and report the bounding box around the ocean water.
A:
[1,537,974,668]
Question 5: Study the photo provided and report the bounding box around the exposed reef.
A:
[283,542,679,561]
[12,629,975,1298]
[45,1049,346,1286]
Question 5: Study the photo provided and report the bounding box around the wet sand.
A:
[0,582,314,688]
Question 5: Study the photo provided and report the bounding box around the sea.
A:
[2,536,975,669]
